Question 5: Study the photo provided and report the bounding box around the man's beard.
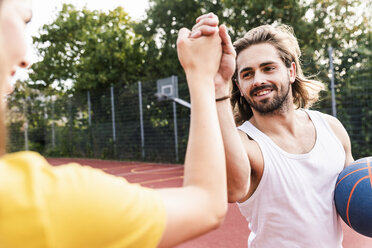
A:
[245,80,291,115]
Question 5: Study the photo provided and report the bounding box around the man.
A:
[191,13,354,247]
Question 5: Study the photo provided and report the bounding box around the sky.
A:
[30,0,150,32]
[16,0,150,82]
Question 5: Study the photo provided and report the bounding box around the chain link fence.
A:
[7,76,191,163]
[6,69,372,163]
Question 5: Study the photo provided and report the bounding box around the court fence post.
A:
[87,91,91,127]
[328,47,337,118]
[110,86,117,157]
[87,90,93,157]
[23,97,29,151]
[51,96,55,148]
[68,96,73,156]
[172,75,179,162]
[138,81,145,160]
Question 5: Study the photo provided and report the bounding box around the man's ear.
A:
[289,62,296,84]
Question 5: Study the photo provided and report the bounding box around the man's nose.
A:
[252,71,267,87]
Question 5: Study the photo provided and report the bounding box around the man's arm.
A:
[156,26,227,248]
[216,96,252,202]
[191,14,252,203]
[323,113,354,166]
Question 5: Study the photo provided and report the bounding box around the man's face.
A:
[236,43,295,115]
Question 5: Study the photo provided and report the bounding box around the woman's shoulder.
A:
[1,151,46,162]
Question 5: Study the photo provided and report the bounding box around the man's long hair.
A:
[231,24,324,126]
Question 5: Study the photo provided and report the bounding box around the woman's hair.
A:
[0,0,7,155]
[231,24,325,125]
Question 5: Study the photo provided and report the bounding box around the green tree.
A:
[138,0,368,82]
[30,4,145,92]
[138,0,371,159]
[135,0,203,79]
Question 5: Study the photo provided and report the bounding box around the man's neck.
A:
[249,105,298,136]
[249,107,316,154]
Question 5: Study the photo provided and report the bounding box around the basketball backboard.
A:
[156,75,178,101]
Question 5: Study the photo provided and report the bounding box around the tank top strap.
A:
[238,121,262,141]
[237,120,275,154]
[302,109,344,150]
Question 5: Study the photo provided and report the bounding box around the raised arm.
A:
[191,14,252,203]
[157,25,227,247]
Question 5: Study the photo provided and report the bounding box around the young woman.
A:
[0,1,227,247]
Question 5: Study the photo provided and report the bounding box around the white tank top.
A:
[237,109,345,248]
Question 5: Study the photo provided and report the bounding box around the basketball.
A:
[334,157,372,237]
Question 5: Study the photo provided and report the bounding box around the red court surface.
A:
[47,158,372,247]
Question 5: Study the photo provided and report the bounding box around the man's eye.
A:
[264,67,275,71]
[242,72,252,78]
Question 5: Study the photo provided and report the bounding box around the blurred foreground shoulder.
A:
[0,151,166,248]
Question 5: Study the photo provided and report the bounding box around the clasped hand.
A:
[178,13,237,98]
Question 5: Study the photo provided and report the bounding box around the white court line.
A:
[101,164,142,170]
[115,166,183,177]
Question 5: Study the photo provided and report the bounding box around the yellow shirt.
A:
[0,152,166,248]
